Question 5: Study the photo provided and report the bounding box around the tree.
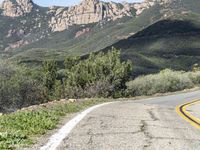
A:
[42,60,58,98]
[0,60,45,112]
[63,48,132,98]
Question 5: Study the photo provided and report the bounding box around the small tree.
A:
[0,61,45,112]
[64,48,132,98]
[42,60,58,98]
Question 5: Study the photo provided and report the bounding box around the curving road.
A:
[44,91,200,150]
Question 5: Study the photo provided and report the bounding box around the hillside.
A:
[0,0,200,75]
[101,0,200,75]
[103,17,200,75]
[0,0,169,61]
[0,0,137,59]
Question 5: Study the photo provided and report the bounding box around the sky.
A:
[0,0,143,7]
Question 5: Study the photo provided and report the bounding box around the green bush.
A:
[188,71,200,84]
[0,48,132,112]
[126,69,200,96]
[63,48,132,98]
[0,61,45,112]
[42,60,58,99]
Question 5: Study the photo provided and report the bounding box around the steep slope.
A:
[0,0,169,61]
[103,14,200,76]
[0,0,138,58]
[1,0,200,76]
[94,0,200,76]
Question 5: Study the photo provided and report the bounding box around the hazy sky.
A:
[0,0,143,7]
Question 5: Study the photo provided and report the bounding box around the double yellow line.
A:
[176,100,200,130]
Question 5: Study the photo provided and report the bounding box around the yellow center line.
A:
[176,99,200,130]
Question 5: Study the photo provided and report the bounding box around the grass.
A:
[0,98,111,150]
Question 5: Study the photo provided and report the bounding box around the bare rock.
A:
[5,40,29,51]
[75,28,90,38]
[133,0,171,16]
[48,0,136,32]
[1,0,33,17]
[68,99,77,103]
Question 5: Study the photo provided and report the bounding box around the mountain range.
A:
[1,0,200,75]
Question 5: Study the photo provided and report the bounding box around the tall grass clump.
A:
[126,69,200,96]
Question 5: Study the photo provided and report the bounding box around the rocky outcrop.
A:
[48,0,135,32]
[1,0,33,17]
[133,0,171,16]
[75,28,90,38]
[5,39,29,51]
[48,0,173,32]
[0,0,172,32]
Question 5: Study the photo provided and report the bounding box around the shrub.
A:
[0,61,45,112]
[42,60,58,100]
[63,48,132,98]
[188,71,200,84]
[192,63,200,72]
[126,69,200,96]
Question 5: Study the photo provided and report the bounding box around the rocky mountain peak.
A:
[1,0,33,17]
[81,0,99,4]
[48,0,135,32]
[0,0,173,32]
[133,0,172,15]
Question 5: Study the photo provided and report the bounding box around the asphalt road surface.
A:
[50,91,200,150]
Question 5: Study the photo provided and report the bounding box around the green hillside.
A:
[103,16,200,76]
[1,0,200,76]
[9,4,164,63]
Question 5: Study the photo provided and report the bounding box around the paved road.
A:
[188,101,200,120]
[137,90,200,107]
[56,91,200,150]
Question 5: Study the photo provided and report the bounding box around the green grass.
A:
[0,99,111,150]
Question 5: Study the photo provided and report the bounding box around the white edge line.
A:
[40,102,114,150]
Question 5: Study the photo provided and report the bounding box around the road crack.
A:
[148,109,159,121]
[87,129,94,145]
[141,120,153,150]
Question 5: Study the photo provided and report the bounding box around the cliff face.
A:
[48,0,172,32]
[133,0,172,15]
[1,0,33,17]
[0,0,173,31]
[47,0,135,32]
